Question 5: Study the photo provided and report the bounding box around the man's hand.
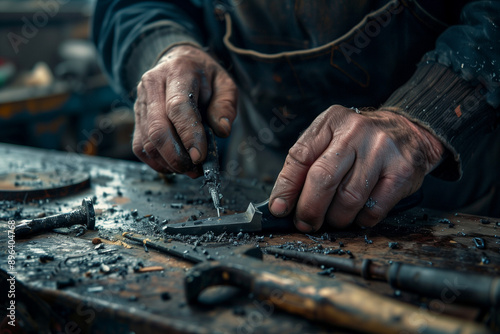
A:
[269,105,445,232]
[133,45,237,178]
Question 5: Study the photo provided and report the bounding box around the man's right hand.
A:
[133,45,237,178]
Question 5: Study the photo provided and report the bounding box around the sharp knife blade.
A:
[163,199,295,235]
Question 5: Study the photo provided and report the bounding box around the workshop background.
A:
[1,2,500,334]
[0,0,134,160]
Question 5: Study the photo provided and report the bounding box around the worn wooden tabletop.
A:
[0,144,498,334]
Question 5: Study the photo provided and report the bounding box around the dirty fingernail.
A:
[219,117,231,135]
[189,147,201,164]
[270,198,287,216]
[295,220,314,233]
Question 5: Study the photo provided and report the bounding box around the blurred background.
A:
[0,0,135,160]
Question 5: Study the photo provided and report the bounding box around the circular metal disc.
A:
[0,171,90,202]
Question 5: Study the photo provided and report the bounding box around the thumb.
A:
[206,70,238,138]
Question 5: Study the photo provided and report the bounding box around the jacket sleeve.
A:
[92,0,206,101]
[383,0,500,181]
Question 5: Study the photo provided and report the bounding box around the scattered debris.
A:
[39,254,55,263]
[438,218,454,228]
[481,253,491,265]
[136,266,164,273]
[317,267,335,277]
[364,235,373,244]
[473,237,485,249]
[100,264,111,274]
[365,197,377,209]
[388,242,399,249]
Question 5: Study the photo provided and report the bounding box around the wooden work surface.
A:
[0,143,499,334]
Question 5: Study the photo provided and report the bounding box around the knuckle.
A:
[288,141,315,167]
[140,70,157,86]
[177,125,202,148]
[325,104,345,115]
[147,120,168,148]
[394,162,415,180]
[165,94,186,113]
[142,141,158,157]
[308,162,338,192]
[132,140,144,158]
[273,172,299,198]
[338,185,365,209]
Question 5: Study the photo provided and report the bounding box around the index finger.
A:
[164,74,207,165]
[269,114,333,219]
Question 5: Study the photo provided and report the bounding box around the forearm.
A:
[92,0,206,101]
[382,1,500,180]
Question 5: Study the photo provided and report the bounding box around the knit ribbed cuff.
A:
[383,62,496,181]
[121,21,203,100]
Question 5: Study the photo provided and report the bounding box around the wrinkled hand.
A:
[269,105,445,232]
[133,45,237,178]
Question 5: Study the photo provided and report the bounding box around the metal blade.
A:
[163,202,262,235]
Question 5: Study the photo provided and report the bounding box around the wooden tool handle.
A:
[185,259,491,334]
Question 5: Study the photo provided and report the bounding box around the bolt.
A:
[15,198,95,237]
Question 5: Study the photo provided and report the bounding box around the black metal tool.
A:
[202,125,223,217]
[163,189,422,236]
[266,247,500,309]
[123,232,262,263]
[15,198,95,237]
[163,198,295,235]
[122,233,491,334]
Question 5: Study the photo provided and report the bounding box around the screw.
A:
[15,198,95,237]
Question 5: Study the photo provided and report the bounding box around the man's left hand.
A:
[269,105,445,232]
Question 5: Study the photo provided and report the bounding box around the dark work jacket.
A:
[93,0,500,211]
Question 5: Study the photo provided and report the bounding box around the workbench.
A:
[0,143,499,334]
